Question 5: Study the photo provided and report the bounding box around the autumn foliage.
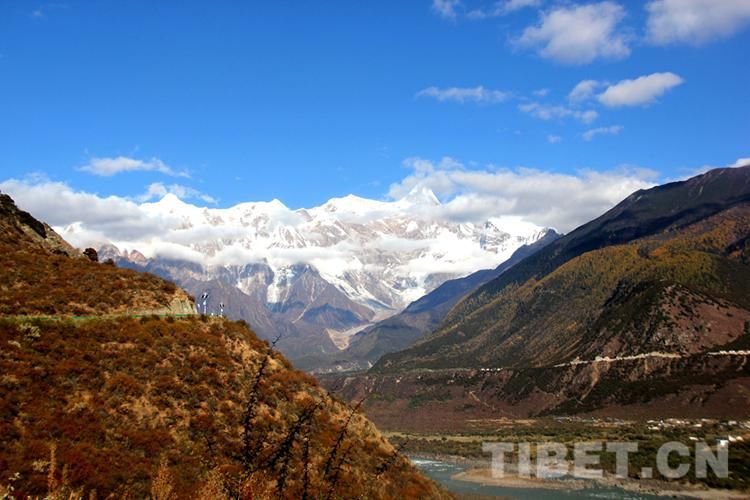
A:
[0,316,444,498]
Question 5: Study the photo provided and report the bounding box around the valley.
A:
[5,165,750,498]
[4,2,750,498]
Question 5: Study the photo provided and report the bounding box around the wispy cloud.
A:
[514,1,630,65]
[597,72,683,107]
[467,0,541,20]
[519,102,598,123]
[79,156,189,177]
[432,0,461,19]
[417,86,511,103]
[568,79,602,104]
[567,72,683,108]
[547,135,563,144]
[583,125,623,141]
[646,0,750,45]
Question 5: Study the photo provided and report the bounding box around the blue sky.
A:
[1,0,749,212]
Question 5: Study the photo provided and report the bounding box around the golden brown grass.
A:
[0,316,446,499]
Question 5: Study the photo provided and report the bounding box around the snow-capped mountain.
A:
[70,186,551,361]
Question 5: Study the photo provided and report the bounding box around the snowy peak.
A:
[400,186,440,207]
[315,194,393,218]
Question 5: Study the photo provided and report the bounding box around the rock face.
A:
[140,297,200,316]
[93,188,550,363]
[83,247,99,262]
[0,192,78,257]
[323,165,750,422]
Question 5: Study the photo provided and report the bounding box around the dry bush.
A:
[150,457,175,500]
[196,469,227,500]
[0,315,445,499]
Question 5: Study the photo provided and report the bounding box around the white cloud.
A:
[514,2,630,64]
[533,88,550,97]
[646,0,750,45]
[137,182,217,204]
[547,135,563,144]
[597,72,683,107]
[468,0,541,19]
[0,178,170,245]
[432,0,461,19]
[417,86,511,103]
[388,157,657,232]
[729,158,750,169]
[79,156,189,177]
[568,79,602,103]
[582,125,623,141]
[519,102,598,123]
[504,0,542,12]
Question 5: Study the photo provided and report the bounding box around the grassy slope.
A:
[0,316,443,498]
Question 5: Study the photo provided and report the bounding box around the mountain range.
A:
[326,164,750,428]
[90,187,549,363]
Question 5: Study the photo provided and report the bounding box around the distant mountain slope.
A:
[298,229,560,373]
[0,194,446,499]
[375,165,750,373]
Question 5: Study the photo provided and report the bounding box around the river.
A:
[410,457,667,499]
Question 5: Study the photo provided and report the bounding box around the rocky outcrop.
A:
[83,247,99,262]
[136,296,198,316]
[0,192,78,257]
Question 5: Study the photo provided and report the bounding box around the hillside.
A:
[297,229,559,373]
[325,166,750,425]
[0,192,195,316]
[376,165,750,372]
[0,194,446,499]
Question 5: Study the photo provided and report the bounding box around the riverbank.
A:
[453,466,750,499]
